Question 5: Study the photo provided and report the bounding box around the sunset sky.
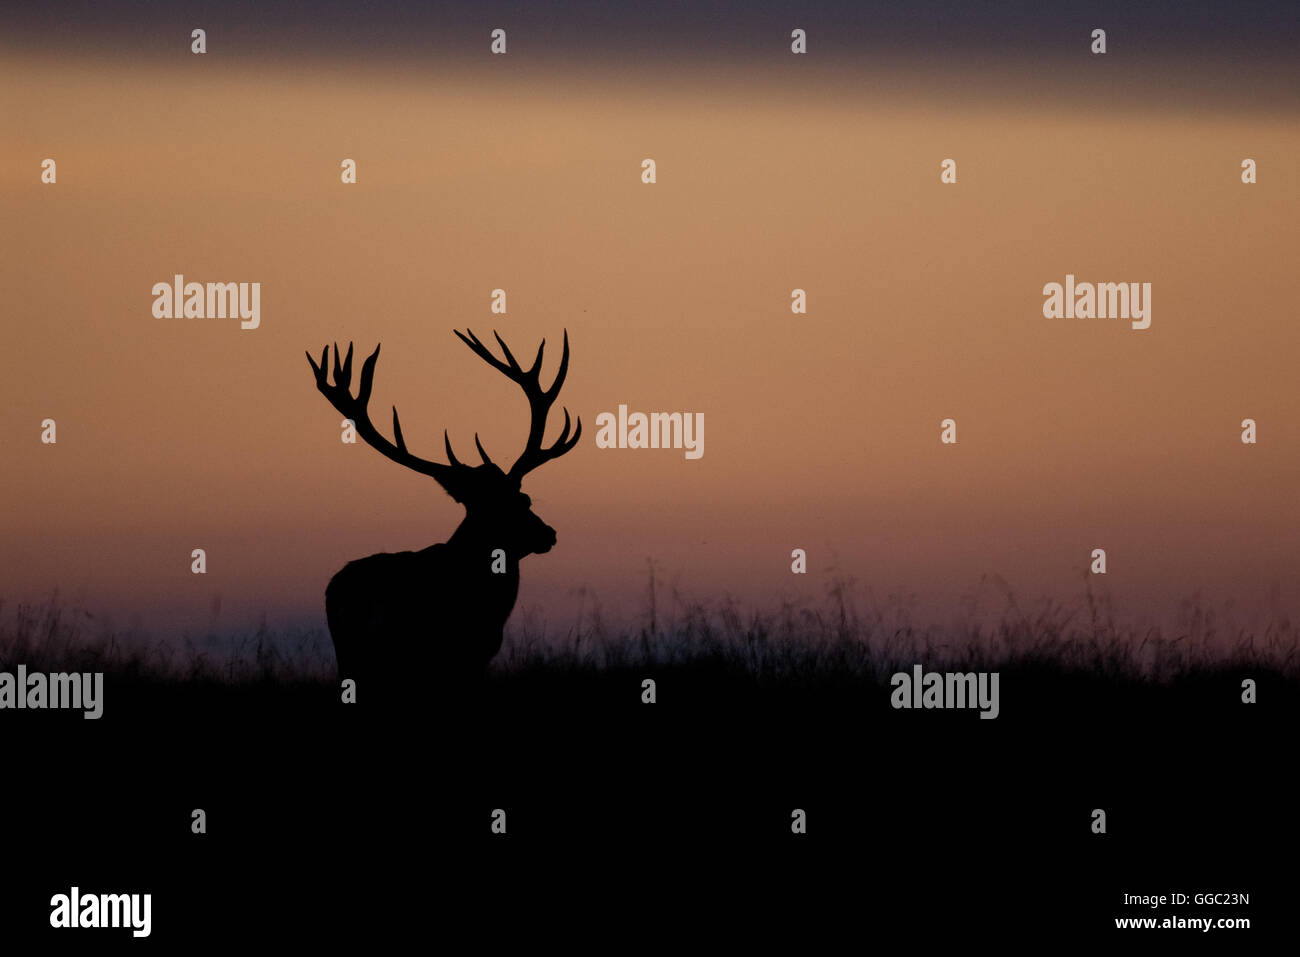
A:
[3,2,1298,643]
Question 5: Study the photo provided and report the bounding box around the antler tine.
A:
[559,407,582,448]
[545,330,571,400]
[451,328,582,481]
[442,427,493,467]
[548,406,583,456]
[459,328,554,389]
[331,341,351,390]
[491,331,526,375]
[509,404,583,481]
[357,343,379,405]
[305,345,327,382]
[443,430,462,467]
[392,405,408,453]
[454,329,514,379]
[307,340,457,482]
[526,339,546,377]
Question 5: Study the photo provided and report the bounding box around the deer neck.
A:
[445,517,522,582]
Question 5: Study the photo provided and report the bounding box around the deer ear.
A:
[431,466,476,504]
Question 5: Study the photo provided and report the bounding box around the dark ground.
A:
[2,660,1293,947]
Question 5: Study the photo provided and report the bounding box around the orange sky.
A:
[3,53,1298,639]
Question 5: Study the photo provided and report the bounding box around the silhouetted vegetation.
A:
[3,579,1295,701]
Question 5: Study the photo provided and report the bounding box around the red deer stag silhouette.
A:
[306,329,580,697]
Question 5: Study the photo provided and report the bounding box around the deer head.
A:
[306,329,581,559]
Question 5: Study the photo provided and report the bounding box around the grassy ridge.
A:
[2,584,1297,687]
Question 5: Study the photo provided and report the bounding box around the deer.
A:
[306,329,580,701]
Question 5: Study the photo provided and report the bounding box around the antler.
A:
[306,342,477,482]
[454,329,582,483]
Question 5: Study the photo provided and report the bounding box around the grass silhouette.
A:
[2,576,1295,704]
